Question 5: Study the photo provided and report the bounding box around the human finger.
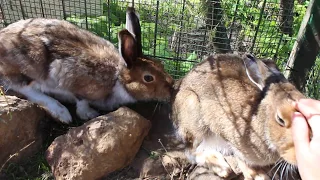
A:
[295,99,320,138]
[295,99,320,117]
[292,112,310,153]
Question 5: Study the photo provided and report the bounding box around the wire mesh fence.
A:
[0,0,316,92]
[305,55,320,99]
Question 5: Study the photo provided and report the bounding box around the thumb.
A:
[292,112,310,154]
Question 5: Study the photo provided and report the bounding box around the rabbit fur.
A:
[171,53,305,179]
[0,7,174,124]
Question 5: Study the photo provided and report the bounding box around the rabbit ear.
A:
[118,29,138,69]
[243,54,282,90]
[125,7,143,57]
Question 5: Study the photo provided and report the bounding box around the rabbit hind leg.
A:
[75,99,99,120]
[11,83,72,124]
[31,80,99,121]
[38,84,100,121]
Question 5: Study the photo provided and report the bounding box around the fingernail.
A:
[293,111,301,117]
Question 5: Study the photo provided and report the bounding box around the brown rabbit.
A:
[0,7,174,124]
[171,53,305,179]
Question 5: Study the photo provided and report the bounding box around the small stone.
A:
[0,95,45,167]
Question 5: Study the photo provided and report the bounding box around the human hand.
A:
[292,98,320,180]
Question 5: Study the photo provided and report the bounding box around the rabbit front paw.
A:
[237,158,270,180]
[47,101,73,124]
[195,150,233,178]
[76,100,100,120]
[77,108,99,120]
[252,174,270,180]
[242,171,270,180]
[206,154,233,178]
[211,164,233,178]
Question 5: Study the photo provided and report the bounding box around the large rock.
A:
[0,95,45,168]
[46,106,151,180]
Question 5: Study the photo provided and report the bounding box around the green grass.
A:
[2,153,52,180]
[306,56,320,99]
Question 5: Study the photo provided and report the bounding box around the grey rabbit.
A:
[0,7,174,124]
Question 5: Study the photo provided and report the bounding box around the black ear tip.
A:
[245,53,256,61]
[126,7,135,13]
[126,7,139,22]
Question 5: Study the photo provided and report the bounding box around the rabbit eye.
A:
[276,115,285,127]
[143,74,154,83]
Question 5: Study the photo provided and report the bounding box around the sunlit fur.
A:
[171,53,305,178]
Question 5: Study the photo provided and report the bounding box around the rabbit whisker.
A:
[268,158,283,174]
[280,162,288,180]
[284,162,289,180]
[152,102,159,118]
[289,163,297,180]
[279,162,285,180]
[272,160,284,180]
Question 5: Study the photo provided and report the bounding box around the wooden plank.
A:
[284,0,320,90]
[313,3,320,35]
[291,25,319,89]
[312,3,320,48]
